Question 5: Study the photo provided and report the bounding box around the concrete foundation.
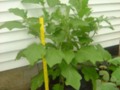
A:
[0,64,41,90]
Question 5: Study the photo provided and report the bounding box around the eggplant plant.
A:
[0,0,120,90]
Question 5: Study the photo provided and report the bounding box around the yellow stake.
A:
[39,17,49,90]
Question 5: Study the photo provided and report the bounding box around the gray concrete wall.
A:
[0,64,42,90]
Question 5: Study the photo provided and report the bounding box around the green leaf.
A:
[31,72,44,90]
[96,80,118,90]
[53,30,66,43]
[70,18,89,28]
[22,0,41,4]
[108,65,117,71]
[99,70,109,82]
[16,43,46,65]
[51,7,62,21]
[0,21,25,30]
[27,17,40,36]
[108,57,120,66]
[69,0,80,12]
[46,0,60,7]
[61,42,73,51]
[46,22,56,34]
[52,84,64,90]
[97,44,112,60]
[42,8,49,22]
[75,45,102,64]
[75,45,111,64]
[49,67,61,80]
[9,8,27,19]
[82,67,99,90]
[78,7,91,18]
[81,0,89,8]
[78,0,91,17]
[27,17,39,25]
[79,36,93,45]
[96,16,114,30]
[60,62,82,90]
[46,48,63,67]
[63,50,75,64]
[111,67,120,85]
[28,23,40,36]
[69,0,91,18]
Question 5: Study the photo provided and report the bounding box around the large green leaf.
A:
[97,45,111,60]
[46,48,63,67]
[69,0,91,18]
[27,17,40,36]
[52,30,66,43]
[46,22,56,34]
[52,84,64,90]
[81,0,89,9]
[46,0,60,7]
[27,17,39,25]
[78,0,91,17]
[82,67,99,90]
[108,57,120,66]
[16,43,46,65]
[28,23,40,36]
[75,45,102,64]
[51,7,62,21]
[111,67,120,85]
[70,18,89,29]
[69,0,80,12]
[63,50,75,64]
[60,62,82,90]
[0,21,25,30]
[78,7,91,18]
[96,80,118,90]
[31,72,44,90]
[75,45,111,64]
[9,8,27,19]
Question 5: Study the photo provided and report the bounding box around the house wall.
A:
[0,0,120,71]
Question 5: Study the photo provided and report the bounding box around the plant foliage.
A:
[1,0,120,90]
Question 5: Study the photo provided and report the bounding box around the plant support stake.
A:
[39,17,49,90]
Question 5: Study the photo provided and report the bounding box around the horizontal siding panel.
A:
[0,0,42,12]
[0,59,29,72]
[94,31,120,42]
[89,0,120,4]
[0,1,120,12]
[0,8,43,22]
[91,10,120,18]
[97,25,120,35]
[0,28,25,33]
[0,0,120,71]
[1,10,120,23]
[90,3,120,12]
[0,24,119,44]
[0,51,18,63]
[95,38,120,47]
[56,0,120,5]
[0,38,38,54]
[0,29,33,43]
[100,18,120,26]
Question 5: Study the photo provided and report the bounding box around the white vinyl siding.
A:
[0,0,120,71]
